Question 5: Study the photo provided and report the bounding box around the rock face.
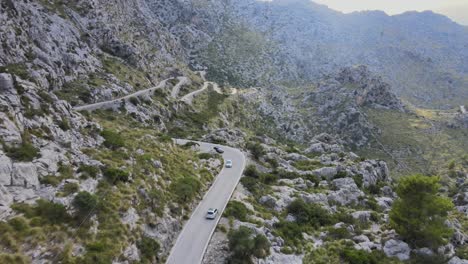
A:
[328,178,364,205]
[302,66,404,147]
[11,163,39,188]
[243,66,405,148]
[383,239,411,261]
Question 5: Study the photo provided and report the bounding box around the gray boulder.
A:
[12,163,39,188]
[357,160,390,187]
[312,167,337,180]
[0,154,13,185]
[328,178,364,205]
[123,244,140,262]
[0,185,13,206]
[383,239,411,261]
[351,211,372,223]
[449,257,468,264]
[259,195,278,209]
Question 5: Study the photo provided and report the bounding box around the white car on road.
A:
[225,160,233,168]
[206,208,218,219]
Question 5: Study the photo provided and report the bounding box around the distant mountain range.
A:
[197,0,468,108]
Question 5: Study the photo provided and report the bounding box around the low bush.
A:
[78,164,100,179]
[227,226,270,264]
[138,236,160,263]
[225,201,250,221]
[129,97,140,106]
[101,129,125,149]
[12,199,71,225]
[39,175,62,186]
[58,118,71,131]
[103,167,129,183]
[244,165,260,178]
[0,254,29,264]
[171,176,202,203]
[327,227,351,240]
[8,217,29,233]
[240,177,259,195]
[260,173,278,184]
[287,198,333,228]
[246,142,265,160]
[73,191,98,219]
[273,221,303,247]
[62,182,79,196]
[198,153,214,160]
[4,141,39,162]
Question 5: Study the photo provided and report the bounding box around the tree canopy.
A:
[390,174,453,248]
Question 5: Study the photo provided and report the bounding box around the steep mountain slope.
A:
[0,0,467,263]
[201,0,468,108]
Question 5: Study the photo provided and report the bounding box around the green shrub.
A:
[273,221,303,246]
[58,163,74,179]
[287,198,333,228]
[39,175,62,186]
[198,153,214,160]
[352,174,363,188]
[240,177,259,195]
[58,118,71,131]
[260,173,278,184]
[266,158,279,168]
[4,141,39,162]
[253,234,270,258]
[225,201,249,221]
[8,217,29,232]
[62,182,79,196]
[332,170,348,179]
[327,227,351,240]
[103,167,129,183]
[73,191,98,219]
[227,226,270,264]
[129,97,140,106]
[0,63,30,81]
[0,254,29,264]
[34,199,71,224]
[171,176,202,203]
[244,165,260,178]
[101,129,125,149]
[390,174,453,248]
[78,165,100,179]
[183,141,200,149]
[341,248,379,264]
[137,236,160,262]
[246,142,265,160]
[456,245,468,259]
[274,169,302,179]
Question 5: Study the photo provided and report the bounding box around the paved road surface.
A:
[73,78,171,111]
[166,139,246,264]
[170,77,189,98]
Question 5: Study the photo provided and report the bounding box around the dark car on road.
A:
[213,146,224,153]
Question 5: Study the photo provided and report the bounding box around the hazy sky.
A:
[312,0,468,25]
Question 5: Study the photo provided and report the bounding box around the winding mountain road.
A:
[170,76,189,98]
[180,81,221,105]
[74,75,222,111]
[74,78,171,112]
[71,76,245,263]
[166,139,246,264]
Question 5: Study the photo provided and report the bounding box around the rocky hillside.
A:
[219,0,468,108]
[202,133,467,264]
[236,65,467,176]
[0,0,467,263]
